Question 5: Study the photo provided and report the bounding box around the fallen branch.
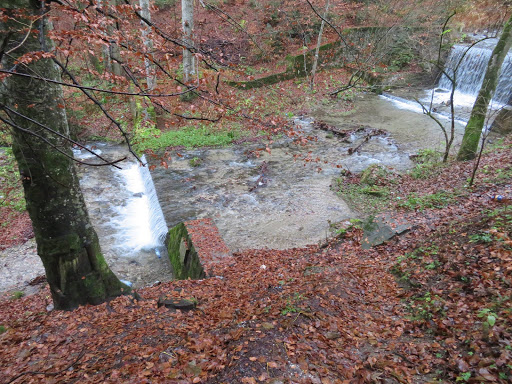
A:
[6,348,86,384]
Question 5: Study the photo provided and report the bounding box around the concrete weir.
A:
[166,219,232,280]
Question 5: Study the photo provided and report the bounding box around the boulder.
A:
[491,105,512,135]
[361,214,411,249]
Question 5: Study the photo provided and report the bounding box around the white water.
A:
[437,43,512,107]
[73,146,173,287]
[114,155,168,253]
[379,40,512,123]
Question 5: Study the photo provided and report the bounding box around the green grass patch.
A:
[334,165,397,213]
[397,190,456,211]
[409,149,444,179]
[10,290,24,300]
[133,124,250,152]
[335,180,391,213]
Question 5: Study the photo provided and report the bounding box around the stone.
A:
[325,331,341,340]
[491,106,512,135]
[165,219,231,280]
[157,297,196,311]
[361,214,411,249]
[261,322,275,330]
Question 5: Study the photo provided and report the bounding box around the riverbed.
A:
[0,93,467,294]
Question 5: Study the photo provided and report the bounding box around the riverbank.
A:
[1,135,510,383]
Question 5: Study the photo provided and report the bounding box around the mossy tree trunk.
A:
[457,14,512,161]
[1,0,130,310]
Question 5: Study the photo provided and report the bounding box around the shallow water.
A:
[150,94,464,251]
[74,144,173,288]
[1,93,469,293]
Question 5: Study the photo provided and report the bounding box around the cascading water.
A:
[437,42,512,107]
[380,38,511,124]
[74,145,172,287]
[114,154,168,252]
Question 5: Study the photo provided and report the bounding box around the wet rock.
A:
[261,322,275,330]
[361,214,411,249]
[157,297,196,311]
[325,331,341,340]
[491,105,512,135]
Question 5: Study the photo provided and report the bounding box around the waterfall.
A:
[438,43,512,106]
[139,155,169,245]
[116,155,168,252]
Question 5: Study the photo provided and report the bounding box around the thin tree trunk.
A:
[457,14,512,161]
[140,0,156,90]
[310,0,330,91]
[1,0,130,310]
[182,0,195,83]
[100,0,123,77]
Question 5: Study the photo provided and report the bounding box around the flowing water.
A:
[437,42,512,107]
[384,39,512,122]
[150,97,467,252]
[4,38,509,293]
[0,93,470,293]
[74,145,172,288]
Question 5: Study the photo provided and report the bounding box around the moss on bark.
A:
[457,15,512,161]
[166,223,205,280]
[1,0,130,310]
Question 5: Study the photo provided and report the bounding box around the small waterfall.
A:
[116,155,168,252]
[139,155,169,245]
[438,43,512,105]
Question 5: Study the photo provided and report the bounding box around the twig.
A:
[0,69,197,97]
[173,113,221,122]
[200,0,265,54]
[52,58,142,164]
[0,116,126,168]
[1,104,126,168]
[6,347,86,384]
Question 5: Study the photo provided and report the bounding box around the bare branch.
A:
[1,106,126,168]
[0,68,198,97]
[0,115,127,168]
[200,1,265,55]
[6,348,86,384]
[52,57,142,163]
[174,113,221,122]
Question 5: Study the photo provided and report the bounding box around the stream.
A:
[0,92,468,293]
[1,36,510,294]
[76,93,466,288]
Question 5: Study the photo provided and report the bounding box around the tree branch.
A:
[0,69,198,97]
[6,348,86,384]
[0,115,126,168]
[52,57,142,163]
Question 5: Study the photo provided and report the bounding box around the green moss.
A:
[166,223,205,280]
[0,148,25,212]
[133,124,247,152]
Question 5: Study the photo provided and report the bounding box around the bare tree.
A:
[182,0,196,83]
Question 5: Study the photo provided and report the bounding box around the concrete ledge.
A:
[166,219,232,280]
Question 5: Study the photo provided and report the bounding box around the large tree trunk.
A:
[1,0,130,310]
[457,14,512,161]
[181,0,195,83]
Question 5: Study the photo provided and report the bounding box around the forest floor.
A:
[0,135,511,383]
[1,1,511,383]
